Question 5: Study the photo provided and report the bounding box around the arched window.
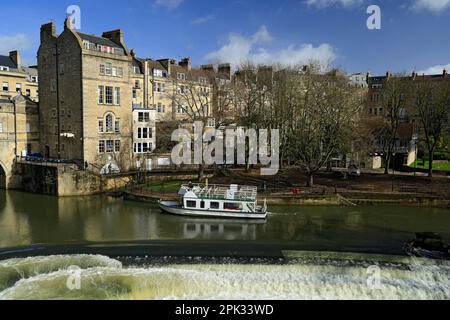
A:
[105,113,114,133]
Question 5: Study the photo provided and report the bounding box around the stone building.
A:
[132,56,232,124]
[0,51,39,102]
[38,19,145,173]
[0,95,39,188]
[366,69,450,168]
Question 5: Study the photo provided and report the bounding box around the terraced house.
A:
[0,51,39,102]
[38,19,157,173]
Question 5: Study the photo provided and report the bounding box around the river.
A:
[0,190,449,300]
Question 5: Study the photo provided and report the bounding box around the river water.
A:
[0,190,449,300]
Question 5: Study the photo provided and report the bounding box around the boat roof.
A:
[182,184,258,202]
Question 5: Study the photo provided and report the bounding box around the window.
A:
[178,85,186,94]
[26,89,31,96]
[200,201,205,209]
[59,64,65,75]
[98,120,104,133]
[186,201,197,208]
[16,83,22,92]
[177,73,186,81]
[199,77,207,84]
[106,140,114,153]
[210,202,220,209]
[132,88,137,99]
[224,202,243,211]
[143,143,149,153]
[138,128,142,139]
[105,114,114,132]
[135,80,140,89]
[157,103,162,113]
[0,66,10,71]
[115,121,120,133]
[112,67,117,77]
[0,122,3,133]
[99,140,105,153]
[105,63,112,76]
[114,87,120,105]
[156,82,165,93]
[118,67,123,77]
[142,128,148,139]
[98,86,104,104]
[100,64,105,75]
[67,110,72,118]
[149,128,153,138]
[105,86,113,104]
[114,140,121,152]
[153,69,166,77]
[134,66,140,74]
[138,112,150,122]
[2,82,8,92]
[51,79,57,92]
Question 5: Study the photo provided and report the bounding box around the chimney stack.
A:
[218,63,231,79]
[40,21,56,43]
[130,49,136,57]
[201,64,214,73]
[444,68,448,77]
[64,17,74,30]
[9,51,20,69]
[102,29,124,46]
[179,57,192,71]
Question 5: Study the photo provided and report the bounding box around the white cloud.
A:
[191,14,214,25]
[412,0,450,13]
[154,0,184,10]
[305,0,364,9]
[205,26,336,68]
[418,63,450,75]
[0,34,31,55]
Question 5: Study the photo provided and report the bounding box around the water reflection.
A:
[182,219,264,240]
[0,190,449,252]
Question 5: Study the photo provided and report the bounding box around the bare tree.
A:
[411,79,450,177]
[379,76,407,174]
[168,74,214,181]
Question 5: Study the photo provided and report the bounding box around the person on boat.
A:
[188,181,194,190]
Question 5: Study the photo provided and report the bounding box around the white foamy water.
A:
[0,253,449,300]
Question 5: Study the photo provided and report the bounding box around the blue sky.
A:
[0,0,449,75]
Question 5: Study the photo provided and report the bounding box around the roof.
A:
[77,32,121,49]
[0,55,17,69]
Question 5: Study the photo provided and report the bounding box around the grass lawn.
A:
[143,181,187,193]
[410,159,450,171]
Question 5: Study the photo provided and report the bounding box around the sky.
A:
[0,0,449,75]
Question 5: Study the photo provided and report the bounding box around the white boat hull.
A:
[159,200,267,220]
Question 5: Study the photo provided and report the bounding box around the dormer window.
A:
[0,66,9,72]
[134,66,140,74]
[153,69,167,78]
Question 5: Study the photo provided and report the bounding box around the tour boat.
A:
[158,184,268,219]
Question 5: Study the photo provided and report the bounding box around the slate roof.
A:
[0,55,18,70]
[77,32,121,49]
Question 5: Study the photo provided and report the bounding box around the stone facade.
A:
[0,51,39,102]
[38,20,139,173]
[0,95,40,188]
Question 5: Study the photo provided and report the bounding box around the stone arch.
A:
[0,161,8,189]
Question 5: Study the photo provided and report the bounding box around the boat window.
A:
[210,202,220,209]
[224,203,243,211]
[186,201,197,208]
[200,201,205,209]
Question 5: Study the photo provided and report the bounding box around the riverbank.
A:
[122,188,450,208]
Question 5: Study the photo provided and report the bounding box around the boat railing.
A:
[182,183,258,201]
